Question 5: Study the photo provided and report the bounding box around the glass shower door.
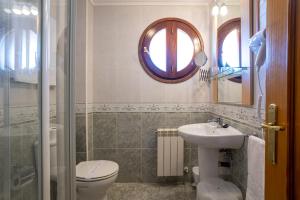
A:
[0,0,75,199]
[0,0,43,199]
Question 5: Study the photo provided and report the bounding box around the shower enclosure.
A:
[0,0,75,199]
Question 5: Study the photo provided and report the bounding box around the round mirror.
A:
[194,51,208,67]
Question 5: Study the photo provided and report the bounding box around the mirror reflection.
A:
[211,1,246,104]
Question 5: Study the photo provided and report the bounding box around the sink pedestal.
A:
[198,147,219,181]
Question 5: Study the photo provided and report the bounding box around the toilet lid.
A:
[76,160,119,181]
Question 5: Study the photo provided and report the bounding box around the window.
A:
[139,18,204,83]
[0,29,38,71]
[217,18,241,69]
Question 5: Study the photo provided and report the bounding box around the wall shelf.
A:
[210,66,250,80]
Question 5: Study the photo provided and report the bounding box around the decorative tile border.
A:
[211,104,265,128]
[75,103,93,114]
[0,104,57,127]
[0,103,264,128]
[92,103,211,113]
[87,103,264,128]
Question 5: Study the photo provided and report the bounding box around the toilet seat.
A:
[76,160,119,182]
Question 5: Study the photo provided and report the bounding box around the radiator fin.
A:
[157,129,184,177]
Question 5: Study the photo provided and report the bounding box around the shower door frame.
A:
[41,0,77,199]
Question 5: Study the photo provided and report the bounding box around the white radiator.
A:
[157,128,184,177]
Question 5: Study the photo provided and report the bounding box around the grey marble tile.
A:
[116,113,141,148]
[10,135,22,167]
[190,112,212,124]
[107,183,195,200]
[190,148,198,167]
[93,113,117,148]
[76,114,86,152]
[87,113,94,160]
[141,148,158,183]
[164,113,191,128]
[76,152,87,164]
[231,138,248,197]
[158,184,186,200]
[184,148,191,168]
[141,113,165,148]
[107,183,159,200]
[115,149,141,182]
[21,133,38,166]
[164,113,192,148]
[0,135,10,196]
[93,148,118,162]
[183,148,193,182]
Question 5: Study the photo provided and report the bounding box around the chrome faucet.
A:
[208,117,224,127]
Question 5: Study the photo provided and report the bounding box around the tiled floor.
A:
[107,183,196,200]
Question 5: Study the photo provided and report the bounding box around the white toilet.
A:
[48,127,119,200]
[76,160,119,200]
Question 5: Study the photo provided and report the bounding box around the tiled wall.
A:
[76,112,94,163]
[0,109,40,200]
[75,103,262,191]
[76,112,213,182]
[76,113,87,163]
[215,115,262,197]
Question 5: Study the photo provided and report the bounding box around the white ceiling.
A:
[90,0,214,6]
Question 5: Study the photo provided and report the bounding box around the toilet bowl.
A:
[76,160,119,200]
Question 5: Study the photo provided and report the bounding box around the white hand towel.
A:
[246,136,265,200]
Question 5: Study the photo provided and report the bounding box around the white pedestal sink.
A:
[178,122,245,181]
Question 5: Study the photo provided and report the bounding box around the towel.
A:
[246,136,265,200]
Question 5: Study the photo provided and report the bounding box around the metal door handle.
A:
[261,123,285,132]
[262,104,285,165]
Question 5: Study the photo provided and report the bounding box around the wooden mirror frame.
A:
[212,0,254,106]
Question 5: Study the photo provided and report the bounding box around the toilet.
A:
[197,136,265,200]
[48,127,119,200]
[76,160,119,200]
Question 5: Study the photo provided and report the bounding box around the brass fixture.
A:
[261,104,285,165]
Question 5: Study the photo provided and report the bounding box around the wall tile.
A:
[190,112,212,124]
[88,110,257,187]
[94,148,118,161]
[76,152,87,164]
[93,113,117,148]
[141,113,165,148]
[164,113,190,128]
[116,113,141,148]
[141,148,158,182]
[88,113,94,160]
[115,149,141,182]
[91,112,208,183]
[76,114,86,152]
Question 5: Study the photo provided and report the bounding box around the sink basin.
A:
[178,123,245,149]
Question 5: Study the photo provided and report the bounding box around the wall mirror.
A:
[211,0,257,105]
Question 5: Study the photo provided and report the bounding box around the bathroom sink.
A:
[178,123,245,149]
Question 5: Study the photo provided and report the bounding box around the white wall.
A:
[75,0,94,106]
[91,5,211,104]
[86,0,94,104]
